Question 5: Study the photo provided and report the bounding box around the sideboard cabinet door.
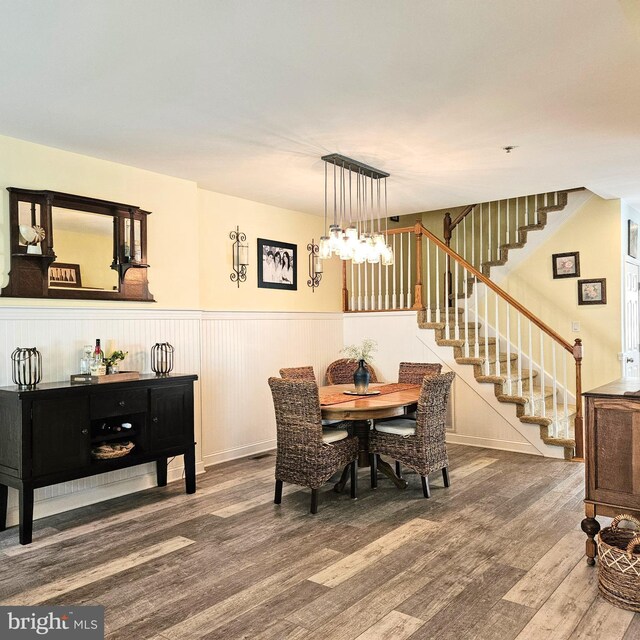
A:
[31,396,91,477]
[148,385,191,451]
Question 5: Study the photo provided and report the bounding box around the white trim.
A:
[203,439,277,467]
[446,433,542,456]
[5,462,206,528]
[201,311,343,321]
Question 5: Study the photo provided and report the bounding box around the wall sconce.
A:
[230,226,248,287]
[307,239,323,293]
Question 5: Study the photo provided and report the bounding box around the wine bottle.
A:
[90,339,106,376]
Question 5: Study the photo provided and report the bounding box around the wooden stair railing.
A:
[342,220,584,459]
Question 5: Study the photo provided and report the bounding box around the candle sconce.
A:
[307,239,323,293]
[11,347,42,389]
[230,226,249,287]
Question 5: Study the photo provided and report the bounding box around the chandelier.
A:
[319,154,394,266]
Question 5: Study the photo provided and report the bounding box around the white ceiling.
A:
[1,0,640,215]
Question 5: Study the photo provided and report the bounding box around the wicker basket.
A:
[597,514,640,611]
[91,441,135,460]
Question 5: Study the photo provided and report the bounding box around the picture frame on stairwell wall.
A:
[628,220,638,259]
[552,251,580,279]
[578,278,607,305]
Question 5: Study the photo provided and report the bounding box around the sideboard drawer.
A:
[90,388,148,418]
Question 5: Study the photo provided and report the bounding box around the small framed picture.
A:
[48,262,82,288]
[552,251,580,279]
[578,278,607,305]
[257,238,297,290]
[628,220,638,259]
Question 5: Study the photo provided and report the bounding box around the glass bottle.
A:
[80,344,93,374]
[90,339,106,376]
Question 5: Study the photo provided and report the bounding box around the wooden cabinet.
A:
[582,378,640,564]
[0,373,197,545]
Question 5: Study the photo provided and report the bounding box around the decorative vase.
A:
[353,359,370,394]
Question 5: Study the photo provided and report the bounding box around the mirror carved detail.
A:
[3,188,154,302]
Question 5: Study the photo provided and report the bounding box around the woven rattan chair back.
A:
[279,366,316,382]
[268,376,359,513]
[326,359,379,385]
[369,371,455,497]
[398,362,442,385]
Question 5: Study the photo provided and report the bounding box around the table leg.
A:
[19,484,34,545]
[353,420,371,467]
[376,456,409,490]
[0,484,7,531]
[581,503,600,566]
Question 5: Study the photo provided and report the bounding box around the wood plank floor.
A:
[0,445,637,639]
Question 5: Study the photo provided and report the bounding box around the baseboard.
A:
[446,433,543,456]
[5,461,206,528]
[203,439,277,467]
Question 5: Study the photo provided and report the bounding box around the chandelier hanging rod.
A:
[321,154,390,180]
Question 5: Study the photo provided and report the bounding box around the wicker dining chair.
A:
[369,372,455,498]
[268,377,359,514]
[279,366,316,382]
[398,362,442,385]
[326,359,379,385]
[280,366,346,428]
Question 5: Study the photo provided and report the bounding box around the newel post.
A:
[573,338,584,459]
[341,259,348,312]
[411,222,425,310]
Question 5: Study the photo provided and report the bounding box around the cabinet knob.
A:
[152,417,159,423]
[118,400,126,407]
[81,428,89,435]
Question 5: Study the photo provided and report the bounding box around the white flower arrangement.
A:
[341,338,378,364]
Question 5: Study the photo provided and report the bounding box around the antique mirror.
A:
[2,188,154,302]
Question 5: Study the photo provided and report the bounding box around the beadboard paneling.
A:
[199,312,343,466]
[0,306,344,526]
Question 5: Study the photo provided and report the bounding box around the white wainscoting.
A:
[0,306,344,527]
[200,311,343,466]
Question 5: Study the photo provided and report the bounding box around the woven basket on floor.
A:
[91,441,135,460]
[597,514,640,611]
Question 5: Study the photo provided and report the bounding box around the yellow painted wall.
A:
[0,134,341,312]
[198,190,342,311]
[0,134,199,308]
[500,195,622,392]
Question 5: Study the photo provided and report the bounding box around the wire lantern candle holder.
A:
[151,342,174,376]
[11,347,42,389]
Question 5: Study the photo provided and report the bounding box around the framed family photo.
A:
[257,238,297,290]
[578,278,606,305]
[628,220,638,259]
[552,251,580,279]
[48,262,82,288]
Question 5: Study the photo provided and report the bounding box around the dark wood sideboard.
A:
[581,377,640,565]
[0,373,197,544]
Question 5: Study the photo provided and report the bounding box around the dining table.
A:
[319,382,421,491]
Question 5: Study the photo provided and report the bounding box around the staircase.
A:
[342,188,585,459]
[417,307,577,459]
[444,189,584,278]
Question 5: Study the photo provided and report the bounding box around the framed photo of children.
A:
[48,262,82,288]
[552,251,580,279]
[257,239,297,290]
[578,278,607,305]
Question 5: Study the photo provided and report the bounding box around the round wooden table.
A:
[319,383,421,490]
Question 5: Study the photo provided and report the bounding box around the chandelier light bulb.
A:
[382,244,395,266]
[319,236,332,259]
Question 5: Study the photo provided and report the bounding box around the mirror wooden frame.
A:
[2,188,154,302]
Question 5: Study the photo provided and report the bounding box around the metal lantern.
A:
[11,347,42,389]
[151,342,174,375]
